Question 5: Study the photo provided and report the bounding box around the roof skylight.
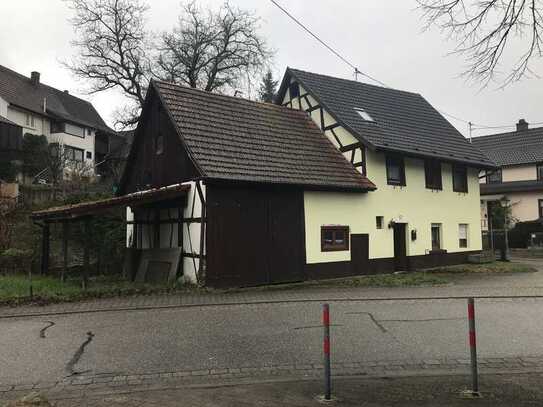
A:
[354,108,374,122]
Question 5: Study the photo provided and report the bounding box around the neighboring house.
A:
[472,120,543,230]
[0,64,114,182]
[106,68,492,288]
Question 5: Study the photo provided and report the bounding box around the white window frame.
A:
[459,224,469,248]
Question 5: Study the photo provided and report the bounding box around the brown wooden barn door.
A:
[393,223,408,271]
[267,190,304,284]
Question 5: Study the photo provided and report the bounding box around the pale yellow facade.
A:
[284,81,482,264]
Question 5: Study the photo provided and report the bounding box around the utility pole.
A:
[468,121,473,143]
[354,68,361,81]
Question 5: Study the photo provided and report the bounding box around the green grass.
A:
[0,274,193,306]
[432,261,537,274]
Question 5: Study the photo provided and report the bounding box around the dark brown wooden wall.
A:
[122,87,199,194]
[205,184,305,288]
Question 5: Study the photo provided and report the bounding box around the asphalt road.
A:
[2,296,543,385]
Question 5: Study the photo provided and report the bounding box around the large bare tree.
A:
[64,0,151,127]
[418,0,543,86]
[157,1,272,92]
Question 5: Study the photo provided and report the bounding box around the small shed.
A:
[31,183,191,285]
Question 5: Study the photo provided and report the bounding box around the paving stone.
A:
[190,370,210,376]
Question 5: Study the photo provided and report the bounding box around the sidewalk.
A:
[2,258,543,318]
[4,372,543,406]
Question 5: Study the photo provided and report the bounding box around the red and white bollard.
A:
[467,298,480,396]
[323,303,332,401]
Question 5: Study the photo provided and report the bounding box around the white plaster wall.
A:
[502,165,537,182]
[0,96,8,118]
[7,106,49,136]
[125,181,205,285]
[506,192,543,222]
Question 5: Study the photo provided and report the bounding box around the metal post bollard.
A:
[323,303,332,401]
[467,298,479,396]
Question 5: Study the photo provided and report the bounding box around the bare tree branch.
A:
[157,1,272,94]
[63,0,152,126]
[418,0,543,86]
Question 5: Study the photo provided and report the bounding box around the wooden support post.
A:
[41,223,50,275]
[61,221,69,283]
[83,218,90,290]
[154,209,161,248]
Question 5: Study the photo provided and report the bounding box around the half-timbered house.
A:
[276,68,495,275]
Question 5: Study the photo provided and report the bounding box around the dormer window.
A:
[354,108,374,122]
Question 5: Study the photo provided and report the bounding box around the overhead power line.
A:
[269,0,543,133]
[269,0,389,88]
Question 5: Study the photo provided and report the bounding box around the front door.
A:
[393,223,408,271]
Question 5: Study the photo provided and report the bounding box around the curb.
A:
[3,294,543,319]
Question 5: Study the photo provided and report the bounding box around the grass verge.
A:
[0,274,199,307]
[431,261,537,274]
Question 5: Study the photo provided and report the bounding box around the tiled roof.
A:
[0,65,112,134]
[481,180,543,195]
[471,127,543,166]
[153,80,376,191]
[0,115,18,126]
[279,68,495,169]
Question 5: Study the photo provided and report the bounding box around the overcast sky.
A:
[1,0,541,137]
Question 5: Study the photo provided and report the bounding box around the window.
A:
[321,226,350,252]
[155,134,164,155]
[86,151,92,160]
[459,224,468,248]
[486,169,502,184]
[376,216,384,229]
[65,123,85,138]
[386,155,406,186]
[537,164,543,181]
[453,164,468,193]
[25,113,34,128]
[431,223,442,251]
[51,121,65,134]
[64,145,84,162]
[539,199,543,219]
[424,159,442,190]
[354,108,374,122]
[289,82,299,99]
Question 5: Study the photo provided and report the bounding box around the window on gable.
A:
[486,169,502,184]
[289,82,299,99]
[321,226,350,252]
[424,159,442,190]
[155,134,164,155]
[376,216,384,229]
[459,224,469,248]
[354,108,374,122]
[386,154,406,186]
[453,164,468,193]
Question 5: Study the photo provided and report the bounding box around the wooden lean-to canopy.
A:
[31,183,191,222]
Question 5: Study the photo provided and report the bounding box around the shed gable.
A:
[120,86,199,194]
